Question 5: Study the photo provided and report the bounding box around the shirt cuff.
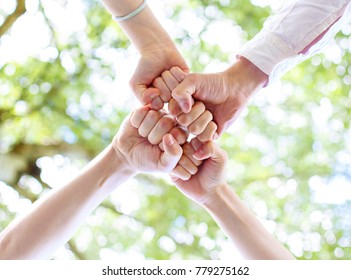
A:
[239,29,297,78]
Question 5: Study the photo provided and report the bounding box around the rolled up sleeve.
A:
[240,0,351,83]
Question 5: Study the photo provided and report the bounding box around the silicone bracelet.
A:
[113,0,147,22]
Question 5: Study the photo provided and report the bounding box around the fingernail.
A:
[213,132,219,140]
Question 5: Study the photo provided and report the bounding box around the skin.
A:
[101,1,267,136]
[0,107,294,260]
[167,57,268,134]
[172,139,295,260]
[101,0,189,109]
[0,108,186,260]
[0,99,218,259]
[0,0,295,261]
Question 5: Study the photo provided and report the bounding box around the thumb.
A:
[133,83,160,103]
[159,134,182,171]
[192,140,226,164]
[129,72,162,108]
[171,74,199,113]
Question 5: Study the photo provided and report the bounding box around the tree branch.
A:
[0,0,26,39]
[67,240,87,260]
[38,0,62,54]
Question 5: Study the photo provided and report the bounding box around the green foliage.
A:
[1,0,351,260]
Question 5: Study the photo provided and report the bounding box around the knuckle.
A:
[161,70,171,79]
[195,101,205,112]
[147,135,159,145]
[138,127,147,138]
[210,121,218,131]
[177,114,190,126]
[158,117,172,129]
[170,66,180,72]
[160,91,171,102]
[148,110,161,121]
[179,156,187,166]
[183,173,191,181]
[168,99,181,116]
[176,128,188,144]
[182,142,193,154]
[190,166,198,175]
[197,133,209,143]
[153,77,163,86]
[204,110,213,120]
[189,123,202,135]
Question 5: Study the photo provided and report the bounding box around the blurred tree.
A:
[0,0,350,260]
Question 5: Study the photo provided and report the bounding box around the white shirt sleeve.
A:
[239,0,351,83]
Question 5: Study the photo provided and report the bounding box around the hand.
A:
[170,57,268,134]
[171,138,228,205]
[113,107,186,173]
[155,67,218,142]
[130,46,189,110]
[101,1,189,109]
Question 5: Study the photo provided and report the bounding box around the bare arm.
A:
[0,108,185,260]
[203,183,294,260]
[101,0,174,53]
[101,0,188,108]
[172,139,294,260]
[0,145,134,260]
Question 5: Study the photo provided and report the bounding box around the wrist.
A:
[114,5,175,54]
[110,144,137,177]
[139,40,178,58]
[200,182,230,208]
[225,56,268,98]
[81,145,135,196]
[102,0,143,17]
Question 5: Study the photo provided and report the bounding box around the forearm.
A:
[226,56,268,97]
[203,183,294,260]
[0,145,134,260]
[101,0,176,54]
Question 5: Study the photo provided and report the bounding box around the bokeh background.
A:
[1,0,351,260]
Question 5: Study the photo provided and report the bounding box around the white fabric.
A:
[240,0,351,83]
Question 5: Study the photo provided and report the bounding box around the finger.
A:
[190,137,203,152]
[177,101,206,127]
[153,77,172,103]
[197,121,217,143]
[170,66,188,83]
[138,110,164,138]
[170,165,192,181]
[178,154,198,175]
[188,110,213,135]
[161,70,180,91]
[193,141,216,161]
[130,82,160,105]
[168,98,183,117]
[159,134,183,171]
[172,74,199,113]
[130,106,150,128]
[169,126,188,145]
[149,96,164,110]
[182,142,202,166]
[148,115,176,145]
[159,126,188,151]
